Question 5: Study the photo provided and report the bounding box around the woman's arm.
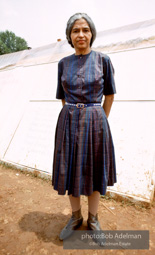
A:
[102,94,114,118]
[62,99,66,107]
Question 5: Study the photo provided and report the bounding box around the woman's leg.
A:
[87,192,103,245]
[59,195,83,240]
[88,191,100,216]
[87,191,101,233]
[69,194,81,211]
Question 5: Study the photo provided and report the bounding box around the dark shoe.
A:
[87,212,105,246]
[59,208,83,241]
[87,212,101,230]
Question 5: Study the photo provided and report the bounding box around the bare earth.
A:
[0,164,155,255]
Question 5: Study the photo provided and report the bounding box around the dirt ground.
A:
[0,164,155,255]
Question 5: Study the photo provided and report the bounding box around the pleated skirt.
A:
[52,105,116,197]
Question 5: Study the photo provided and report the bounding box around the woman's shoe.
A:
[87,212,105,246]
[87,212,101,230]
[59,208,83,241]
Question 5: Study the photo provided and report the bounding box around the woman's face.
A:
[70,18,92,54]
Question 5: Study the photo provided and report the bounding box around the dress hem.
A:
[52,182,116,197]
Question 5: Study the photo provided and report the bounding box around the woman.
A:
[52,13,116,241]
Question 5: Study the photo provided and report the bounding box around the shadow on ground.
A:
[18,211,87,245]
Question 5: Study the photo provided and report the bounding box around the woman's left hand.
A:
[102,94,114,118]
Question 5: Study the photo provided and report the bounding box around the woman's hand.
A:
[62,99,66,107]
[102,94,114,118]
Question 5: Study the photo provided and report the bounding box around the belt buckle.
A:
[76,103,84,108]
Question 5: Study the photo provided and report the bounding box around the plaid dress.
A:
[52,50,116,197]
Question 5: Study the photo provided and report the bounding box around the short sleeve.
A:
[103,56,116,95]
[56,60,65,99]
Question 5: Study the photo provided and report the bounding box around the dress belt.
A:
[65,102,101,108]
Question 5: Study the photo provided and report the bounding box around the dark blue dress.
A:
[52,50,116,197]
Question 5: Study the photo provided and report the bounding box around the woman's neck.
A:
[74,48,91,55]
